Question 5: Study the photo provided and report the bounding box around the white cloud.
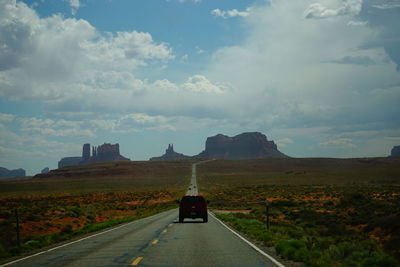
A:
[384,136,400,141]
[177,0,202,3]
[0,113,15,122]
[204,0,400,125]
[0,145,46,157]
[196,46,205,54]
[320,138,356,147]
[182,75,229,94]
[0,122,82,174]
[18,117,95,137]
[372,0,400,9]
[211,8,250,18]
[0,0,174,103]
[348,20,368,26]
[276,138,294,147]
[304,0,362,19]
[181,54,188,61]
[69,0,80,15]
[117,113,175,132]
[0,0,235,118]
[89,119,117,131]
[1,0,399,160]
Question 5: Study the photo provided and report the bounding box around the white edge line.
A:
[209,212,286,267]
[1,209,174,267]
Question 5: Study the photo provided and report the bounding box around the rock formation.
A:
[150,144,190,161]
[82,143,91,160]
[0,167,26,178]
[58,143,130,168]
[194,132,287,159]
[87,143,130,163]
[41,167,50,174]
[58,157,82,168]
[390,146,400,157]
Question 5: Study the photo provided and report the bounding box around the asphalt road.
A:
[186,162,199,195]
[3,162,283,267]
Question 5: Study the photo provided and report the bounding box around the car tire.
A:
[179,215,184,223]
[203,214,208,223]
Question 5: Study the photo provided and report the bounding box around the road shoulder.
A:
[210,211,303,267]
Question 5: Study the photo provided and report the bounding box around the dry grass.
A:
[0,160,194,259]
[197,157,400,265]
[0,160,194,196]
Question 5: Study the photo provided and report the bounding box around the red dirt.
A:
[213,209,251,214]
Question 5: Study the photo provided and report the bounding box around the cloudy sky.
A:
[0,0,399,175]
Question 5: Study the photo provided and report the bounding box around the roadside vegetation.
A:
[0,160,191,260]
[199,158,400,266]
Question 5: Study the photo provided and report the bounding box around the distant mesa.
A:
[0,167,26,178]
[58,157,82,168]
[58,143,130,168]
[41,167,50,174]
[150,144,190,161]
[390,146,400,157]
[194,132,288,159]
[149,132,288,161]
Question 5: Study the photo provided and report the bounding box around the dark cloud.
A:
[359,0,400,70]
[0,20,33,71]
[324,55,377,66]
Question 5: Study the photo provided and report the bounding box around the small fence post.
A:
[265,202,270,230]
[14,208,20,247]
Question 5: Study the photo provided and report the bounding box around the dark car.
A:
[178,195,208,223]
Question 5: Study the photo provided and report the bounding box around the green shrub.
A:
[21,240,40,250]
[260,232,274,246]
[361,251,397,267]
[0,244,8,258]
[340,192,371,208]
[61,224,73,234]
[272,200,298,207]
[287,228,303,239]
[65,206,82,218]
[275,239,308,262]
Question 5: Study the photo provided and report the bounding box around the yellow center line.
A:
[151,239,159,245]
[168,223,173,227]
[131,257,143,266]
[162,229,168,233]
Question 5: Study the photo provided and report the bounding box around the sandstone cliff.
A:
[150,144,190,161]
[58,157,82,168]
[391,146,400,157]
[0,167,26,178]
[194,132,287,159]
[58,143,130,168]
[41,167,50,174]
[85,143,130,164]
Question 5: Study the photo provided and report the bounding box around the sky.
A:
[0,0,399,175]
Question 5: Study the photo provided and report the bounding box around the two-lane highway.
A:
[3,161,283,267]
[186,163,198,195]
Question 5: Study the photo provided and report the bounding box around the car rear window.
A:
[182,196,205,203]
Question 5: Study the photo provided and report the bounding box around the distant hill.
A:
[0,167,26,178]
[194,132,287,159]
[34,160,191,179]
[150,144,190,161]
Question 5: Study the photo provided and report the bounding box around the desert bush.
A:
[366,215,400,232]
[275,239,308,262]
[272,199,298,207]
[65,206,83,218]
[0,244,7,258]
[61,224,73,234]
[360,251,397,267]
[21,240,40,250]
[339,192,371,208]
